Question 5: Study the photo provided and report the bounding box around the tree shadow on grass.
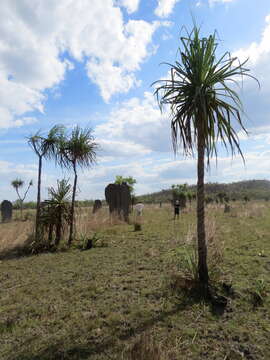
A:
[9,292,202,360]
[0,245,32,261]
[0,243,70,261]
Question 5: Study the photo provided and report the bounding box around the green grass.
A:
[0,202,269,359]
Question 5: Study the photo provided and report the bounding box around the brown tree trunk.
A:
[15,188,23,220]
[20,200,23,219]
[55,208,62,247]
[68,164,77,246]
[197,123,209,289]
[48,224,53,244]
[35,155,42,241]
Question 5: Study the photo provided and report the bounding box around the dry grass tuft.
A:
[122,333,163,360]
[182,217,224,281]
[205,218,225,275]
[185,224,197,245]
[123,332,179,360]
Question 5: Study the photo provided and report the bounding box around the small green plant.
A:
[23,232,54,255]
[182,247,198,281]
[76,232,107,250]
[251,279,267,306]
[165,246,198,282]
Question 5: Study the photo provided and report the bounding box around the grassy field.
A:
[0,202,269,359]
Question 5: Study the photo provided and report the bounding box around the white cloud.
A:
[95,91,172,153]
[115,0,140,13]
[98,139,151,158]
[0,72,44,128]
[0,0,163,128]
[86,19,161,101]
[86,60,140,102]
[234,15,270,70]
[155,0,181,18]
[209,0,235,6]
[231,14,270,130]
[0,160,37,201]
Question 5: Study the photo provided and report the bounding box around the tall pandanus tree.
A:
[58,126,98,246]
[28,125,66,240]
[153,25,258,291]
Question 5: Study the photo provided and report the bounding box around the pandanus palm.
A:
[154,26,258,290]
[58,126,98,246]
[11,178,33,218]
[45,179,72,246]
[28,125,66,240]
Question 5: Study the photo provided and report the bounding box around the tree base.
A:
[134,223,142,231]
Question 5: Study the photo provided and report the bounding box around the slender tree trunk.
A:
[55,208,62,247]
[20,200,23,219]
[48,224,53,244]
[197,123,209,290]
[15,189,23,220]
[35,155,42,241]
[68,164,77,246]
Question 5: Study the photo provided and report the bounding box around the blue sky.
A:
[1,0,270,201]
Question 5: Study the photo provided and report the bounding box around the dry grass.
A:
[122,332,163,360]
[0,220,33,254]
[75,206,130,244]
[122,332,180,360]
[206,217,224,264]
[178,216,225,282]
[0,206,131,254]
[237,202,267,218]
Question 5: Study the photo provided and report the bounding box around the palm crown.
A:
[59,126,98,169]
[153,26,258,161]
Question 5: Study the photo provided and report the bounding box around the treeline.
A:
[12,199,97,210]
[136,180,270,203]
[13,179,270,209]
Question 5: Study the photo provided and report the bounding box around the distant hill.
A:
[136,180,270,203]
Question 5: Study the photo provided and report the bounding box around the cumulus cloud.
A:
[235,15,270,73]
[231,15,270,132]
[98,139,151,158]
[0,160,37,201]
[0,0,163,128]
[155,0,181,17]
[95,91,172,154]
[115,0,140,13]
